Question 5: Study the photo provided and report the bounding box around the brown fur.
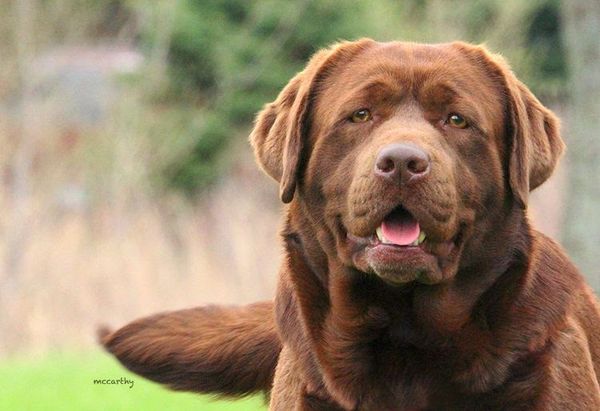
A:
[100,302,280,396]
[101,40,600,410]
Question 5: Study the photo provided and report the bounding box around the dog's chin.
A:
[347,237,459,286]
[366,244,444,285]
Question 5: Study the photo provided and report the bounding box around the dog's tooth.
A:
[417,231,427,245]
[376,226,384,242]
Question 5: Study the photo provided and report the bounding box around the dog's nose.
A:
[374,143,430,183]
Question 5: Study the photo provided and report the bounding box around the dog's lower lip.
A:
[346,231,428,252]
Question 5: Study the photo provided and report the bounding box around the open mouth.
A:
[344,204,459,285]
[374,206,427,247]
[345,205,428,249]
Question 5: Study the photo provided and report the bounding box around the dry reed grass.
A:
[0,0,566,357]
[0,145,281,355]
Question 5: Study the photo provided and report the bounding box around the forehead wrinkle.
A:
[359,77,401,94]
[318,62,407,118]
[341,76,404,107]
[342,61,406,89]
[415,61,503,135]
[314,42,505,137]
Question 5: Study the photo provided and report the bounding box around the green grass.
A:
[0,350,268,410]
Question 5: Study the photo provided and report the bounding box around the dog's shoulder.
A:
[530,229,600,374]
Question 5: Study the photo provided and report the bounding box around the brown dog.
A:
[101,39,600,410]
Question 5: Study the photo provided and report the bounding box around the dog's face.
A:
[251,39,563,287]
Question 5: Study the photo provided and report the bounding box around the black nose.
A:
[374,143,430,183]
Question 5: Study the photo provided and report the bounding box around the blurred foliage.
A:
[160,0,389,193]
[525,0,566,93]
[125,0,566,195]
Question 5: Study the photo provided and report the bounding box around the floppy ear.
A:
[503,70,564,207]
[249,39,375,203]
[454,43,564,207]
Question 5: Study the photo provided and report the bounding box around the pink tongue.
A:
[381,209,420,246]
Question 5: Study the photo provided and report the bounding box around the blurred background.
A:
[1,0,598,409]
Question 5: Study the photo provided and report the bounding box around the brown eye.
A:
[351,109,372,123]
[448,113,468,129]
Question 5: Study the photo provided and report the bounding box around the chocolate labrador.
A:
[101,39,600,410]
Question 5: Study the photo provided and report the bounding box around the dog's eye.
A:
[447,113,468,129]
[351,109,372,123]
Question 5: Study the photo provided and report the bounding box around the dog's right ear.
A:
[250,39,375,203]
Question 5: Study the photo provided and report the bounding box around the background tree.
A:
[561,1,600,290]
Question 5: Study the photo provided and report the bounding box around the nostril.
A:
[407,158,429,175]
[377,157,396,173]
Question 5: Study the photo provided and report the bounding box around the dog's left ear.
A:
[250,39,375,203]
[454,43,565,207]
[504,72,564,207]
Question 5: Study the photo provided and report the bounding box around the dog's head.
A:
[251,39,563,286]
